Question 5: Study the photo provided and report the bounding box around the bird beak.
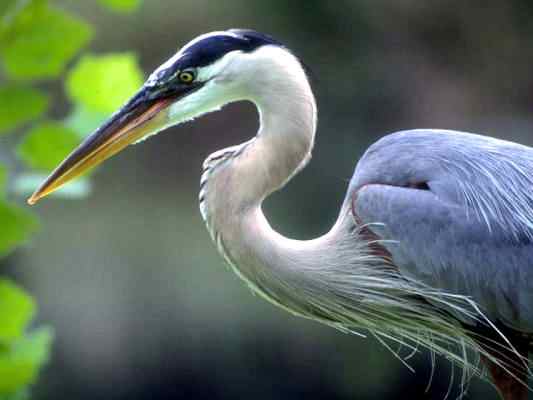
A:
[27,83,201,205]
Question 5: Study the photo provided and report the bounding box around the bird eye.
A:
[178,70,195,84]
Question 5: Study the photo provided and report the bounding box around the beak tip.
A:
[27,194,39,206]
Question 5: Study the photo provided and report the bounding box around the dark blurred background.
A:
[6,0,533,398]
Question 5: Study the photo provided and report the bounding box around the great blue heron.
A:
[28,30,533,399]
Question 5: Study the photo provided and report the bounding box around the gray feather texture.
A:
[352,130,533,332]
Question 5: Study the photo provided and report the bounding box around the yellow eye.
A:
[178,70,195,83]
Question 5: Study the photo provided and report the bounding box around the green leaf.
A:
[0,327,53,394]
[0,3,93,80]
[0,86,48,135]
[98,0,142,13]
[0,280,34,344]
[13,174,91,200]
[0,201,39,258]
[17,122,80,171]
[66,52,144,113]
[64,105,108,138]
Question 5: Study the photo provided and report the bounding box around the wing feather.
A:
[350,130,533,331]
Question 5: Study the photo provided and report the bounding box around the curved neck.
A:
[239,59,317,205]
[200,55,334,300]
[202,50,318,222]
[199,50,358,315]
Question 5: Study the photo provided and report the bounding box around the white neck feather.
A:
[201,46,318,223]
[198,46,358,313]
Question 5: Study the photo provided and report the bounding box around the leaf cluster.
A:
[0,0,143,396]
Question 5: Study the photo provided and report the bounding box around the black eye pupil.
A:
[180,72,193,82]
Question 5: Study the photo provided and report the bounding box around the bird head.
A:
[27,29,290,205]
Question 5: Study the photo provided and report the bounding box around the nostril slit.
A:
[408,181,430,190]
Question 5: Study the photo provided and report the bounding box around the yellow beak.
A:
[27,83,199,205]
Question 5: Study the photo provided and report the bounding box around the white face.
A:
[165,50,246,125]
[159,44,306,128]
[135,43,256,144]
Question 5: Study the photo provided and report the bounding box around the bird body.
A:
[28,30,533,399]
[353,130,533,333]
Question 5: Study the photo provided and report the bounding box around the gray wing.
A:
[349,129,533,332]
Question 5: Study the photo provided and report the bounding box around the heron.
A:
[27,29,533,399]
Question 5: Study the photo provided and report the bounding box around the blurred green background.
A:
[3,0,533,399]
